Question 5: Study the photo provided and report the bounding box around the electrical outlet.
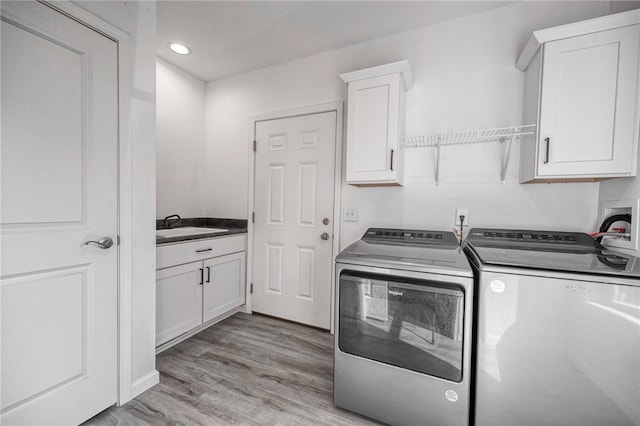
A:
[344,207,358,222]
[599,199,639,251]
[455,208,469,227]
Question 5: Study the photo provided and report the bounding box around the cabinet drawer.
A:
[157,234,247,270]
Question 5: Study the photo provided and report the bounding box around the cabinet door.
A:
[156,261,203,346]
[202,252,246,323]
[537,25,639,177]
[345,73,402,184]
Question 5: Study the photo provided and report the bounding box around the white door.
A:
[1,2,119,425]
[253,111,337,329]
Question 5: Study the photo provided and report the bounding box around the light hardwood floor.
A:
[84,313,381,425]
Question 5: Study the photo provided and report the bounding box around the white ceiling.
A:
[156,1,514,82]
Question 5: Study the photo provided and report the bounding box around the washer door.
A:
[338,272,465,382]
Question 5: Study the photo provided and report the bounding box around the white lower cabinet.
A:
[156,235,246,349]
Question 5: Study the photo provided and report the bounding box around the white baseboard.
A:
[129,370,160,401]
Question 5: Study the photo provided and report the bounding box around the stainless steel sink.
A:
[156,227,228,238]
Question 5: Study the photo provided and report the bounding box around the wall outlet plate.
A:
[455,208,469,227]
[599,198,639,251]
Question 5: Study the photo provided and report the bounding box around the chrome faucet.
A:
[162,214,181,228]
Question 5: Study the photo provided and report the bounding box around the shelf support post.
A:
[435,136,442,185]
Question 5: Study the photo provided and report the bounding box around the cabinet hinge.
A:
[250,283,254,294]
[252,212,255,223]
[253,140,257,152]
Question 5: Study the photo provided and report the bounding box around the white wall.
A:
[598,1,640,257]
[205,1,611,248]
[599,172,640,257]
[73,0,158,401]
[599,141,640,257]
[156,58,207,219]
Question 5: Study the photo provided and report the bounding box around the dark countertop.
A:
[156,217,247,245]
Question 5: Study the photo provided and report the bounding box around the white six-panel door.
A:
[1,2,119,424]
[253,111,337,329]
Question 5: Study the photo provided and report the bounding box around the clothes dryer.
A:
[334,228,474,426]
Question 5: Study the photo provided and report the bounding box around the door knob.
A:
[321,232,330,240]
[84,236,114,249]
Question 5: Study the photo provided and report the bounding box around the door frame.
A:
[247,102,344,333]
[37,1,141,405]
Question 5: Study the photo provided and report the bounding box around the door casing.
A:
[247,102,344,333]
[38,1,154,405]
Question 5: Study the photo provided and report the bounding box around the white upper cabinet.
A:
[518,10,640,183]
[340,61,413,186]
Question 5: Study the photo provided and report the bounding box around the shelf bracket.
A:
[500,134,515,183]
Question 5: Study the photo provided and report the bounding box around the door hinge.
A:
[253,140,257,152]
[250,283,254,294]
[252,212,255,223]
[117,235,120,246]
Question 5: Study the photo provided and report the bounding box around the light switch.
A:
[344,207,358,222]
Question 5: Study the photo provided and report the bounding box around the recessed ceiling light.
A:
[168,42,191,55]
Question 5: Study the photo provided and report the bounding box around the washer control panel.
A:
[481,231,577,243]
[466,228,596,251]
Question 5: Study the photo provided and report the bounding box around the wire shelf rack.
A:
[402,124,536,184]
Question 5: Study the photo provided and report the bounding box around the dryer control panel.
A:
[363,228,459,246]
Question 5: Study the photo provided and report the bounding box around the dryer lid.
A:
[336,228,472,277]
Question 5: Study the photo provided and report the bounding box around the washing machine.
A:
[464,228,640,426]
[334,228,474,426]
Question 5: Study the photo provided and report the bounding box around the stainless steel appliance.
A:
[334,228,474,426]
[464,228,640,426]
